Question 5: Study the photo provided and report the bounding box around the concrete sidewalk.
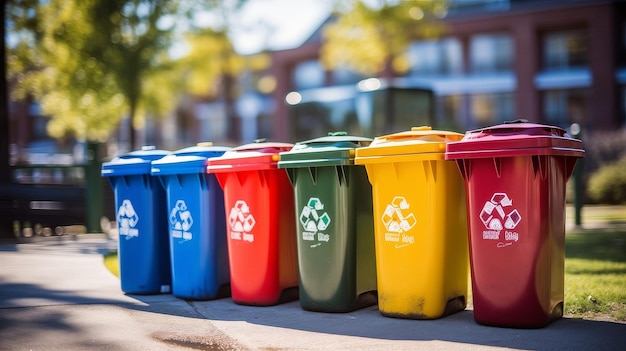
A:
[0,235,625,351]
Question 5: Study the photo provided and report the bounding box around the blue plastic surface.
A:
[101,147,172,294]
[151,145,231,300]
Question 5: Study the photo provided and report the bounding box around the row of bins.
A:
[101,121,584,328]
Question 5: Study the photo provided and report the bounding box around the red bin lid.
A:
[445,120,585,160]
[206,139,294,173]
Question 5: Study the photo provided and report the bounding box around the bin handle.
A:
[296,133,372,147]
[503,119,529,124]
[473,120,567,137]
[328,131,348,136]
[372,127,463,144]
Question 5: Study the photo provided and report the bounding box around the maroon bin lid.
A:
[445,121,585,160]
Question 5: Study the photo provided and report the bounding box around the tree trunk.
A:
[222,73,238,142]
[128,100,137,151]
[0,3,10,183]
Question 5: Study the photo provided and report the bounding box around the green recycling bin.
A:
[278,132,378,312]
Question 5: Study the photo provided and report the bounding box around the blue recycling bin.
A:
[151,143,231,300]
[101,146,172,294]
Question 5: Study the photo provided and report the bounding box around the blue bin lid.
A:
[101,146,171,177]
[151,142,230,175]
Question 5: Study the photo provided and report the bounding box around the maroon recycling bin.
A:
[445,121,584,328]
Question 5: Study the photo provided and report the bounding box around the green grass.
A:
[564,228,626,321]
[103,252,119,278]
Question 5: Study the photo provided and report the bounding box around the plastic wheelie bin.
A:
[206,140,299,306]
[278,132,377,312]
[101,146,172,294]
[151,143,231,300]
[354,126,469,319]
[445,120,585,328]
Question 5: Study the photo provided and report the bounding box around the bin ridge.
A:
[444,122,584,328]
[151,144,231,300]
[279,133,377,313]
[354,127,469,320]
[208,140,298,306]
[102,147,172,295]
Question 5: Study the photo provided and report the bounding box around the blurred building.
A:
[268,0,626,141]
[6,0,626,157]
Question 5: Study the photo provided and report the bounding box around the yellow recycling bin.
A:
[354,126,469,319]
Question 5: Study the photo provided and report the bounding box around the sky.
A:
[228,0,334,54]
[6,0,334,59]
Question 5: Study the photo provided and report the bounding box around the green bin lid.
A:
[206,139,294,173]
[102,146,170,177]
[354,127,464,165]
[151,142,230,175]
[445,120,585,160]
[278,132,372,168]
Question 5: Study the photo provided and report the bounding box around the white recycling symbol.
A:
[228,200,256,233]
[118,199,139,230]
[299,197,331,233]
[382,196,417,233]
[480,193,522,230]
[170,200,193,232]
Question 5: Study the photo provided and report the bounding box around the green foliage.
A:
[7,0,184,143]
[587,157,626,205]
[6,0,250,147]
[581,129,626,174]
[321,0,447,76]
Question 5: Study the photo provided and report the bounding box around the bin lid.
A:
[278,132,372,168]
[101,146,170,177]
[151,142,230,175]
[206,139,294,173]
[445,120,585,160]
[354,126,464,164]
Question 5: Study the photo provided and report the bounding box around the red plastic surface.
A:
[455,154,579,327]
[212,149,299,305]
[446,122,584,160]
[445,122,585,327]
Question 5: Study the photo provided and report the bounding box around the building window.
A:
[448,0,510,13]
[332,66,365,86]
[543,89,588,129]
[408,38,463,76]
[543,29,589,71]
[469,33,513,74]
[470,92,514,127]
[622,86,626,126]
[30,103,50,140]
[437,95,464,132]
[621,20,626,66]
[293,60,325,90]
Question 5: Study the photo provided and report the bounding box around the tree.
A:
[181,28,271,140]
[321,0,448,77]
[6,0,248,150]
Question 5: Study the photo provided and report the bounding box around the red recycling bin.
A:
[206,140,299,306]
[445,121,584,328]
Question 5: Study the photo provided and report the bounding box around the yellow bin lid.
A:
[354,126,464,164]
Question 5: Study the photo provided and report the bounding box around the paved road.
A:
[0,235,625,350]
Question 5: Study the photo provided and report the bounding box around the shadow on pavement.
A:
[2,235,625,351]
[188,298,626,351]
